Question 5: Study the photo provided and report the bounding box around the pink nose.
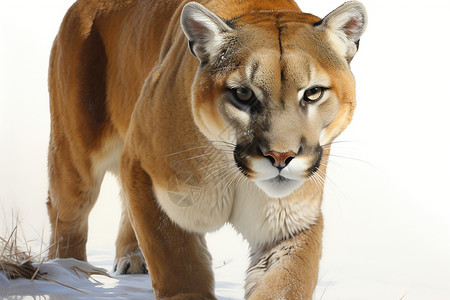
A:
[263,151,296,168]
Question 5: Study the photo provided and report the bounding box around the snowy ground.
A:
[1,0,450,299]
[0,224,249,300]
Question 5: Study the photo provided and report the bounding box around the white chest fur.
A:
[153,178,235,233]
[154,169,321,247]
[229,181,320,247]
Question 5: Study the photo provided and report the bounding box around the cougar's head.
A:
[181,2,367,198]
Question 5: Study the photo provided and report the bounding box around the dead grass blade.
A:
[0,220,109,294]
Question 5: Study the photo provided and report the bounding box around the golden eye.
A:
[235,87,254,102]
[303,87,326,103]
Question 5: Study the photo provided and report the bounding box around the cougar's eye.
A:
[234,87,254,102]
[228,87,257,111]
[303,87,327,103]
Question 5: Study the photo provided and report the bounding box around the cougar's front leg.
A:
[246,215,323,300]
[120,153,216,299]
[114,197,147,274]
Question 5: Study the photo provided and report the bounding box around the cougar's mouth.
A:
[271,175,290,183]
[232,143,324,198]
[254,174,304,199]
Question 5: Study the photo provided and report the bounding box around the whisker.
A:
[164,145,227,157]
[328,154,374,168]
[236,171,247,189]
[316,167,338,191]
[184,152,216,161]
[205,140,237,147]
[312,171,325,188]
[174,140,236,148]
[197,159,235,171]
[210,167,239,192]
[219,169,241,199]
[232,165,248,190]
[320,140,354,148]
[316,165,344,217]
[201,165,236,185]
[309,173,322,195]
[320,157,344,168]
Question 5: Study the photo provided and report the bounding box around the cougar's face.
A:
[182,5,365,198]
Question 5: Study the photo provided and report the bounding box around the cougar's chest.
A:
[230,181,321,247]
[153,171,236,233]
[154,171,320,249]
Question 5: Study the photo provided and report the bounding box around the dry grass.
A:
[0,219,110,294]
[0,225,44,280]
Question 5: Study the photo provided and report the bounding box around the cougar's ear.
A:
[181,2,233,63]
[314,1,367,62]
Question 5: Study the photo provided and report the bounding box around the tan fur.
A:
[47,0,366,298]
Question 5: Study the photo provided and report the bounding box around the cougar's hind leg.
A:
[114,192,147,274]
[47,136,103,261]
[47,2,109,261]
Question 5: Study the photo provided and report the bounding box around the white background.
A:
[1,0,449,299]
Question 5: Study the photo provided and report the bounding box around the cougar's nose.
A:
[263,150,296,169]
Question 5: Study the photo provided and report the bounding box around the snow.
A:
[1,0,450,299]
[1,258,154,299]
[0,226,247,299]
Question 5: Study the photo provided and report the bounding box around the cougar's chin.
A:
[254,176,305,198]
[249,157,308,199]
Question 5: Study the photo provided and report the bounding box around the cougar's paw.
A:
[113,250,148,274]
